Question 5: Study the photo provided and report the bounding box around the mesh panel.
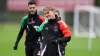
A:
[94,12,100,37]
[78,12,90,37]
[74,6,100,38]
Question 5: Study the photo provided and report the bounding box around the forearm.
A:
[15,28,24,45]
[15,34,23,45]
[57,36,71,43]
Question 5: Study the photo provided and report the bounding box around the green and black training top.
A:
[15,15,45,47]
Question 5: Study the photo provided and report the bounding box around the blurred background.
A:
[0,0,100,56]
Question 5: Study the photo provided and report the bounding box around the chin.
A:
[30,12,35,14]
[48,18,51,20]
[31,13,35,14]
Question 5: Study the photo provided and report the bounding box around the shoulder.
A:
[39,15,45,19]
[42,20,48,25]
[39,15,45,22]
[21,15,28,22]
[58,20,66,24]
[40,20,48,27]
[22,15,28,20]
[58,20,68,28]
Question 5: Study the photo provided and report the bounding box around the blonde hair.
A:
[43,5,56,12]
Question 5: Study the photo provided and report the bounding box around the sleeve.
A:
[57,20,71,43]
[39,15,45,22]
[14,16,27,46]
[36,21,48,32]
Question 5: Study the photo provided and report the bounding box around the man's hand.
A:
[13,45,18,50]
[50,38,62,44]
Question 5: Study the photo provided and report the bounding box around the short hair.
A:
[28,1,36,6]
[55,9,60,15]
[43,5,56,12]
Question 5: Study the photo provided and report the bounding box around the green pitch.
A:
[0,23,100,56]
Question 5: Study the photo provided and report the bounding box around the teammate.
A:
[36,6,71,56]
[55,9,66,56]
[13,1,45,56]
[55,9,61,19]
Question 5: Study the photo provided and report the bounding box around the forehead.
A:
[44,10,54,13]
[44,10,49,13]
[28,4,36,7]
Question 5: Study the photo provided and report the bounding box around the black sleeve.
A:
[57,36,71,43]
[14,22,25,46]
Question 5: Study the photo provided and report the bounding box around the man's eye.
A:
[30,7,32,9]
[47,12,49,14]
[32,7,35,9]
[30,7,35,9]
[45,13,46,15]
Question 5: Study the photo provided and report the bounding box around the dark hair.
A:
[55,10,60,15]
[28,1,36,6]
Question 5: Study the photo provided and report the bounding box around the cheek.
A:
[28,9,31,11]
[50,13,55,17]
[28,8,31,11]
[28,8,30,11]
[50,12,55,16]
[34,8,36,10]
[49,13,52,16]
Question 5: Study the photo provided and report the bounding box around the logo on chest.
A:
[45,27,48,30]
[53,25,59,32]
[28,21,35,24]
[44,25,59,31]
[31,21,35,24]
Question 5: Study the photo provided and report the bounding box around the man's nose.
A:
[46,14,48,17]
[31,8,34,10]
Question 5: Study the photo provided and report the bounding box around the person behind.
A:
[55,9,61,19]
[13,1,45,56]
[55,9,67,56]
[35,6,71,56]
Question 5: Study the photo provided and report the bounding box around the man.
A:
[36,6,71,56]
[55,9,61,19]
[13,1,45,56]
[55,9,66,56]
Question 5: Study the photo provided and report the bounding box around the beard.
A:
[28,10,37,17]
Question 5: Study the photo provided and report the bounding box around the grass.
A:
[0,23,100,56]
